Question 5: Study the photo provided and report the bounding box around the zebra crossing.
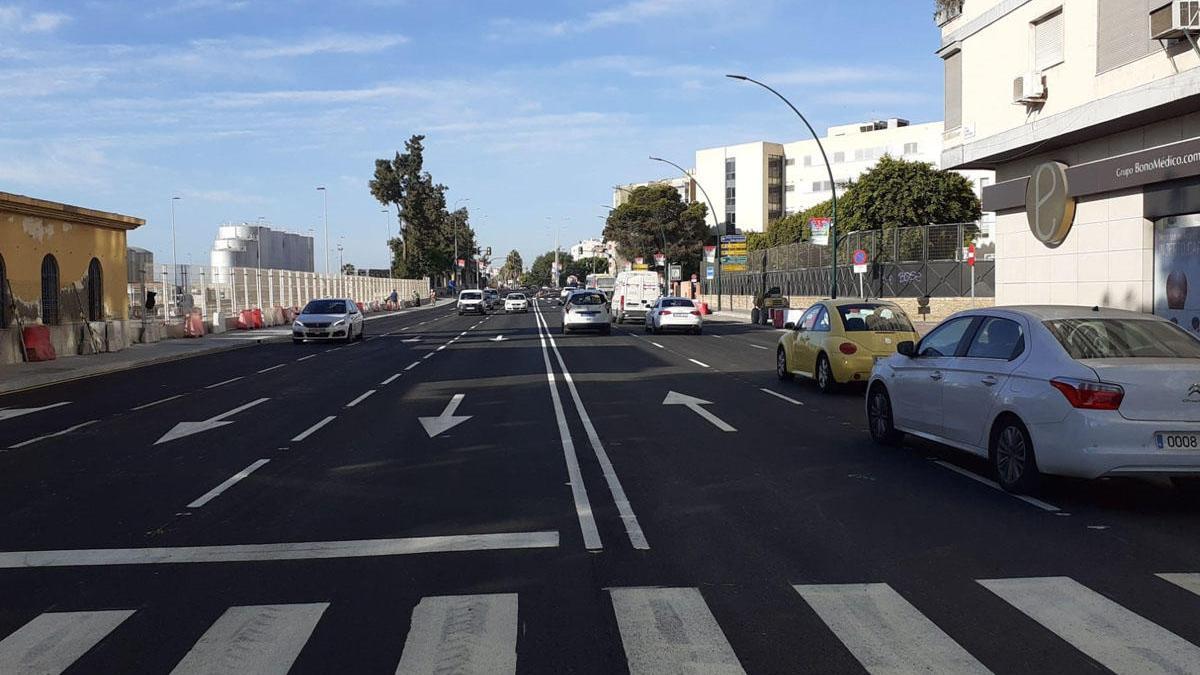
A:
[2,574,1199,674]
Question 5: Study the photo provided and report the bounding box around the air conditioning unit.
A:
[1013,72,1047,104]
[1151,1,1200,40]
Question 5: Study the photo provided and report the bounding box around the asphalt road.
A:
[1,299,1199,674]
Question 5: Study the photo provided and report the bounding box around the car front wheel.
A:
[776,348,792,381]
[867,385,903,446]
[993,419,1040,493]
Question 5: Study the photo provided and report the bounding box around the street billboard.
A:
[810,217,831,246]
[720,234,748,272]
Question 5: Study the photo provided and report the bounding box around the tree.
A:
[564,257,605,284]
[499,249,524,284]
[838,156,980,232]
[602,184,709,276]
[529,250,575,287]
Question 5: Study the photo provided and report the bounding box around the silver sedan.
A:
[293,298,364,343]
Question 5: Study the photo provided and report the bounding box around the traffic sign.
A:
[668,263,681,281]
[654,252,666,267]
[720,235,748,272]
[691,273,698,283]
[852,249,869,266]
[456,258,465,268]
[967,243,976,267]
[705,264,715,280]
[703,245,716,263]
[635,257,644,265]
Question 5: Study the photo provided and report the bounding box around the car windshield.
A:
[660,299,694,308]
[837,304,914,332]
[302,300,347,315]
[1045,318,1200,359]
[460,292,482,300]
[569,293,605,306]
[507,294,525,300]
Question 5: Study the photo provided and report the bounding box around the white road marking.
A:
[610,587,745,675]
[204,376,244,389]
[256,364,287,374]
[979,576,1200,674]
[437,344,447,351]
[155,398,270,445]
[7,420,99,450]
[932,460,1060,512]
[760,388,804,406]
[536,302,648,550]
[651,342,664,349]
[0,402,71,422]
[130,394,184,411]
[688,358,710,368]
[531,305,602,551]
[170,603,328,675]
[296,354,316,362]
[326,347,342,353]
[395,594,518,675]
[663,391,736,432]
[400,326,411,331]
[381,373,402,385]
[405,361,420,371]
[0,609,136,675]
[1158,573,1200,598]
[794,583,989,674]
[0,531,560,567]
[345,390,377,408]
[422,352,434,360]
[290,416,336,443]
[419,394,471,438]
[748,344,770,350]
[710,334,724,339]
[186,459,270,509]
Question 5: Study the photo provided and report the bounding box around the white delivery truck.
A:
[612,271,663,323]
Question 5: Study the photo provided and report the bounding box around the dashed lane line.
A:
[7,420,99,449]
[345,390,377,408]
[760,388,804,406]
[291,416,336,443]
[130,394,184,411]
[186,459,270,509]
[205,376,244,389]
[256,364,287,374]
[296,354,316,362]
[381,374,402,385]
[651,342,664,349]
[405,362,420,371]
[688,358,711,368]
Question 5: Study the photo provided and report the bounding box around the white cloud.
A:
[148,0,248,17]
[239,33,408,59]
[490,0,732,39]
[0,6,70,33]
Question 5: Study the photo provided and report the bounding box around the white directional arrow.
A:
[419,394,471,438]
[490,335,507,342]
[663,391,736,432]
[155,398,270,445]
[0,402,71,422]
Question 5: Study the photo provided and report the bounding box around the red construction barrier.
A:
[237,310,254,330]
[185,310,206,337]
[22,325,56,361]
[251,308,263,329]
[698,302,711,315]
[772,308,785,329]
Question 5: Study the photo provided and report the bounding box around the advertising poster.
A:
[1154,217,1200,336]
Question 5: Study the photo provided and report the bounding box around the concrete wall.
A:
[0,191,143,327]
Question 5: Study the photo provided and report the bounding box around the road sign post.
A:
[851,249,869,299]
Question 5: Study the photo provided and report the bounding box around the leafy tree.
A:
[602,184,709,276]
[529,250,570,287]
[564,257,605,284]
[499,249,524,283]
[838,156,980,232]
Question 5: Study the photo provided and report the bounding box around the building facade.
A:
[0,191,143,362]
[941,0,1200,324]
[210,224,314,273]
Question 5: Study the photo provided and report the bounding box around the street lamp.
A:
[170,196,181,291]
[452,198,469,288]
[316,186,329,275]
[727,73,840,298]
[648,156,722,308]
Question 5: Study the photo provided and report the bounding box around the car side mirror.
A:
[897,341,916,357]
[783,322,795,330]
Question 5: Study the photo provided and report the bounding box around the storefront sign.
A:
[1025,161,1076,248]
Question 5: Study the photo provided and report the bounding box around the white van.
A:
[612,271,663,323]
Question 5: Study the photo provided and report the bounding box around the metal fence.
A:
[716,223,994,298]
[127,264,431,321]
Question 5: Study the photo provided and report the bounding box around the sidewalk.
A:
[0,298,453,395]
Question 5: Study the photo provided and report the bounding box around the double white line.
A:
[533,302,649,551]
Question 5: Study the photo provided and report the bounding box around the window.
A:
[724,158,736,181]
[903,142,918,155]
[660,298,694,308]
[838,304,915,332]
[918,316,974,357]
[1096,0,1161,74]
[797,305,821,331]
[811,181,833,193]
[833,151,845,163]
[803,155,813,167]
[944,50,962,130]
[813,306,830,332]
[40,254,60,325]
[784,158,795,166]
[1033,9,1065,71]
[86,258,103,321]
[966,317,1025,360]
[785,184,795,192]
[1044,319,1200,359]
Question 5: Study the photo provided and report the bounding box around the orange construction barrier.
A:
[22,325,56,361]
[184,310,206,337]
[251,308,263,329]
[698,302,711,315]
[772,308,785,329]
[237,310,254,330]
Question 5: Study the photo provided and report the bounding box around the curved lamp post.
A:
[726,74,840,298]
[648,155,724,310]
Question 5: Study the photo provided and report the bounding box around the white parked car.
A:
[645,297,703,335]
[562,290,611,335]
[293,298,364,343]
[504,292,529,313]
[866,306,1200,493]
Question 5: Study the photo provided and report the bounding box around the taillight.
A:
[689,310,701,316]
[838,342,858,355]
[660,310,672,315]
[1049,378,1124,410]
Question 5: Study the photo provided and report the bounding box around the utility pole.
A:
[316,186,329,276]
[170,196,181,295]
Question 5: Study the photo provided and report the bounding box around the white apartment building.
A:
[690,119,994,237]
[941,0,1200,322]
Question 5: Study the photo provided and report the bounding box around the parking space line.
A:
[760,388,804,406]
[131,394,184,411]
[933,460,1061,512]
[205,376,244,389]
[381,374,401,385]
[7,420,99,450]
[291,416,336,442]
[688,358,711,368]
[345,390,377,408]
[187,459,270,508]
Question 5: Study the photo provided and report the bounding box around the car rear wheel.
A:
[776,347,792,381]
[816,354,835,394]
[992,419,1040,494]
[867,385,903,446]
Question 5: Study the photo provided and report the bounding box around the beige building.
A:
[941,0,1200,326]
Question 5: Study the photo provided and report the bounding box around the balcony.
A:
[935,0,963,26]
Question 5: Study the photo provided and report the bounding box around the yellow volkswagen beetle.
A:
[776,299,919,393]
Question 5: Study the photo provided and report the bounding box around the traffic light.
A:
[485,246,492,257]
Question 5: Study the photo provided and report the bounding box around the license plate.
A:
[1156,433,1200,450]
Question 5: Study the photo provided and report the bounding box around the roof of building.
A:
[0,191,144,230]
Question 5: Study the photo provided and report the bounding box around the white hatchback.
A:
[645,297,702,335]
[562,290,611,335]
[504,293,529,313]
[866,306,1200,493]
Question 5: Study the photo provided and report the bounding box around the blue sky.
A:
[0,0,944,273]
